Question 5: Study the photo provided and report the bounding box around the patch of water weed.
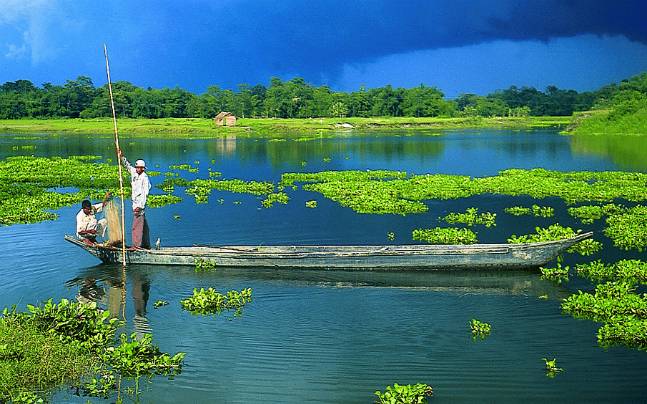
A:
[153,300,169,309]
[0,299,184,401]
[542,358,564,378]
[567,203,623,224]
[604,205,647,251]
[168,163,198,173]
[576,260,647,284]
[504,204,554,217]
[470,319,491,339]
[194,258,217,272]
[387,232,395,241]
[185,178,273,203]
[0,156,124,225]
[261,192,289,208]
[305,200,317,208]
[156,177,190,193]
[443,207,496,227]
[508,224,601,255]
[147,194,182,208]
[540,258,570,283]
[180,288,252,316]
[562,282,647,350]
[374,383,433,404]
[281,168,647,215]
[413,227,478,244]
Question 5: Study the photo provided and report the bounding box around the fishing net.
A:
[104,199,123,246]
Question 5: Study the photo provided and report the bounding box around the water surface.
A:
[1,129,645,403]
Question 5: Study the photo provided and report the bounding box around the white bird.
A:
[155,238,161,250]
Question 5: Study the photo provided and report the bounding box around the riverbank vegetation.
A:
[0,116,571,137]
[0,299,184,402]
[0,75,599,121]
[567,73,647,135]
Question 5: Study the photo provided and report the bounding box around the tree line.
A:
[0,73,644,120]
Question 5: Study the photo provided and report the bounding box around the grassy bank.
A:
[0,116,572,138]
[567,109,647,135]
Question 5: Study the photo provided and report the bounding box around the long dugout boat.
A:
[64,232,592,270]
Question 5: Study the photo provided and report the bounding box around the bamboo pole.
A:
[103,44,127,268]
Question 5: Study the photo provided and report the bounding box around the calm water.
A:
[1,129,646,403]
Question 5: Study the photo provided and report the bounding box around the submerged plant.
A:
[413,227,477,244]
[374,383,433,404]
[180,288,253,315]
[470,319,491,338]
[442,207,496,227]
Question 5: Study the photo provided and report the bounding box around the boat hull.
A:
[64,233,592,270]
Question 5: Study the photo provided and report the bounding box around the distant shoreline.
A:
[0,116,572,138]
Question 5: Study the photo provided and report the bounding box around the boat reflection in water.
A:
[65,265,152,337]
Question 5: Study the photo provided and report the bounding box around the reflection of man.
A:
[132,271,151,337]
[76,192,110,245]
[117,148,151,250]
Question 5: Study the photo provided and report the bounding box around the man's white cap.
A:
[135,159,146,168]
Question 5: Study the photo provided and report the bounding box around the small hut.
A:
[214,112,237,127]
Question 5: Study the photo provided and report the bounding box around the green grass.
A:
[0,116,572,138]
[0,315,97,402]
[568,109,647,136]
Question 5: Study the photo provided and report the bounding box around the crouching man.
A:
[76,192,110,246]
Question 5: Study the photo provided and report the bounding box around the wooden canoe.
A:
[64,232,592,270]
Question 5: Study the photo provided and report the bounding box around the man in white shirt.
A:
[76,193,110,245]
[118,149,152,249]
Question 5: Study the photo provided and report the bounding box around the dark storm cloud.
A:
[140,0,646,89]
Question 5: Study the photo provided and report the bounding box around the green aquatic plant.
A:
[153,300,169,308]
[470,319,491,338]
[508,224,599,255]
[147,194,182,208]
[168,163,198,173]
[443,207,496,227]
[374,383,433,404]
[305,200,318,208]
[576,260,647,285]
[184,178,274,203]
[413,227,478,244]
[100,333,185,378]
[208,170,222,178]
[387,232,395,241]
[561,282,647,323]
[504,205,553,217]
[531,204,554,217]
[604,205,647,251]
[542,358,564,377]
[505,206,531,216]
[323,157,331,163]
[261,192,289,208]
[597,318,647,350]
[194,258,217,272]
[173,214,181,220]
[540,259,570,283]
[1,299,185,402]
[567,204,623,224]
[180,288,253,315]
[281,168,647,215]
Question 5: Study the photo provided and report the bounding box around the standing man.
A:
[118,149,151,249]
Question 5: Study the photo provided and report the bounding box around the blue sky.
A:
[1,0,646,95]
